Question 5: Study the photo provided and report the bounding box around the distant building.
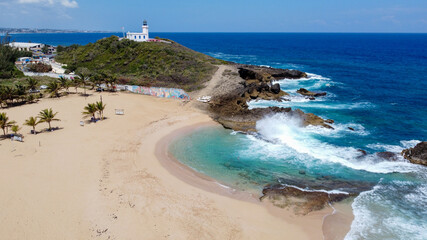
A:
[126,20,149,42]
[8,42,45,51]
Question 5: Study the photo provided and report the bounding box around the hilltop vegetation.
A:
[0,38,32,79]
[56,36,226,91]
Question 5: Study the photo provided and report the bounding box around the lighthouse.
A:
[126,20,149,42]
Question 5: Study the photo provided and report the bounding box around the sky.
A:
[0,0,426,33]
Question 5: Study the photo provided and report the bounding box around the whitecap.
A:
[255,113,418,173]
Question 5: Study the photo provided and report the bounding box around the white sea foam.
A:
[276,183,350,195]
[247,99,375,111]
[367,140,421,153]
[345,181,427,240]
[255,113,418,173]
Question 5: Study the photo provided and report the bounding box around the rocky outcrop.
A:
[237,65,308,81]
[260,185,349,215]
[376,151,399,161]
[208,65,333,132]
[401,142,427,166]
[260,177,374,215]
[296,88,327,97]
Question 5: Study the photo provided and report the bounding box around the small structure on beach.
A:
[126,20,149,42]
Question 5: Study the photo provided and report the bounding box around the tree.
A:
[24,116,39,134]
[76,68,91,95]
[95,101,106,120]
[11,125,20,135]
[38,108,60,131]
[0,112,16,135]
[58,76,70,93]
[47,80,62,98]
[26,77,39,91]
[82,103,97,121]
[14,83,27,102]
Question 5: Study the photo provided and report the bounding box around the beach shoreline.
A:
[155,120,354,240]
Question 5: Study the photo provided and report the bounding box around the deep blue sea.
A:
[10,32,427,240]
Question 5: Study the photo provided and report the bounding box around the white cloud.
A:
[60,0,77,8]
[16,0,78,8]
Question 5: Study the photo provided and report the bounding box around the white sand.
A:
[0,79,348,239]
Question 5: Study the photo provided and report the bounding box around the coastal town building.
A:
[126,20,149,42]
[8,42,44,51]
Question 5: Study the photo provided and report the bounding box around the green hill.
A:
[56,36,226,91]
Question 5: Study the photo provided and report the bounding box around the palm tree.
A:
[26,77,39,91]
[11,125,20,135]
[24,116,39,134]
[14,84,27,102]
[0,112,16,136]
[95,101,106,120]
[77,72,90,95]
[47,80,62,98]
[82,103,97,121]
[71,77,81,93]
[38,108,60,131]
[58,76,70,93]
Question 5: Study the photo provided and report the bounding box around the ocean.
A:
[10,32,427,239]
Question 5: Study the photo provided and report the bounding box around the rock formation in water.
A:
[208,65,333,132]
[260,177,375,215]
[401,142,427,166]
[296,88,327,97]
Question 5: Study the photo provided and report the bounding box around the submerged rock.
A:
[297,88,327,97]
[376,151,399,161]
[401,142,427,166]
[260,184,352,215]
[260,177,375,215]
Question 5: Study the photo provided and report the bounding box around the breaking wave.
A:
[255,113,419,174]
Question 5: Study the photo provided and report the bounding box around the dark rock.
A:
[325,119,335,124]
[401,142,427,166]
[271,83,281,94]
[260,184,353,215]
[348,127,355,131]
[309,97,316,100]
[208,65,333,133]
[259,176,375,214]
[376,151,399,161]
[297,88,327,97]
[298,170,306,175]
[238,65,307,82]
[357,149,367,156]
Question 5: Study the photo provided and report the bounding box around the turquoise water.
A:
[165,34,427,240]
[12,32,427,240]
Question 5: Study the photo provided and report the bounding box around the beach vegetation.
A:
[26,77,39,91]
[75,68,91,95]
[24,116,40,134]
[56,36,226,91]
[58,76,71,93]
[95,101,106,120]
[11,124,21,135]
[46,80,62,98]
[38,108,60,131]
[82,103,97,120]
[0,112,16,136]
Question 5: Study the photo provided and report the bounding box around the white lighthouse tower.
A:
[126,20,149,42]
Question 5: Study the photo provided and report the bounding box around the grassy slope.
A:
[0,76,56,87]
[56,36,227,91]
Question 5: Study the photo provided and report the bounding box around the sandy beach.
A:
[0,87,352,239]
